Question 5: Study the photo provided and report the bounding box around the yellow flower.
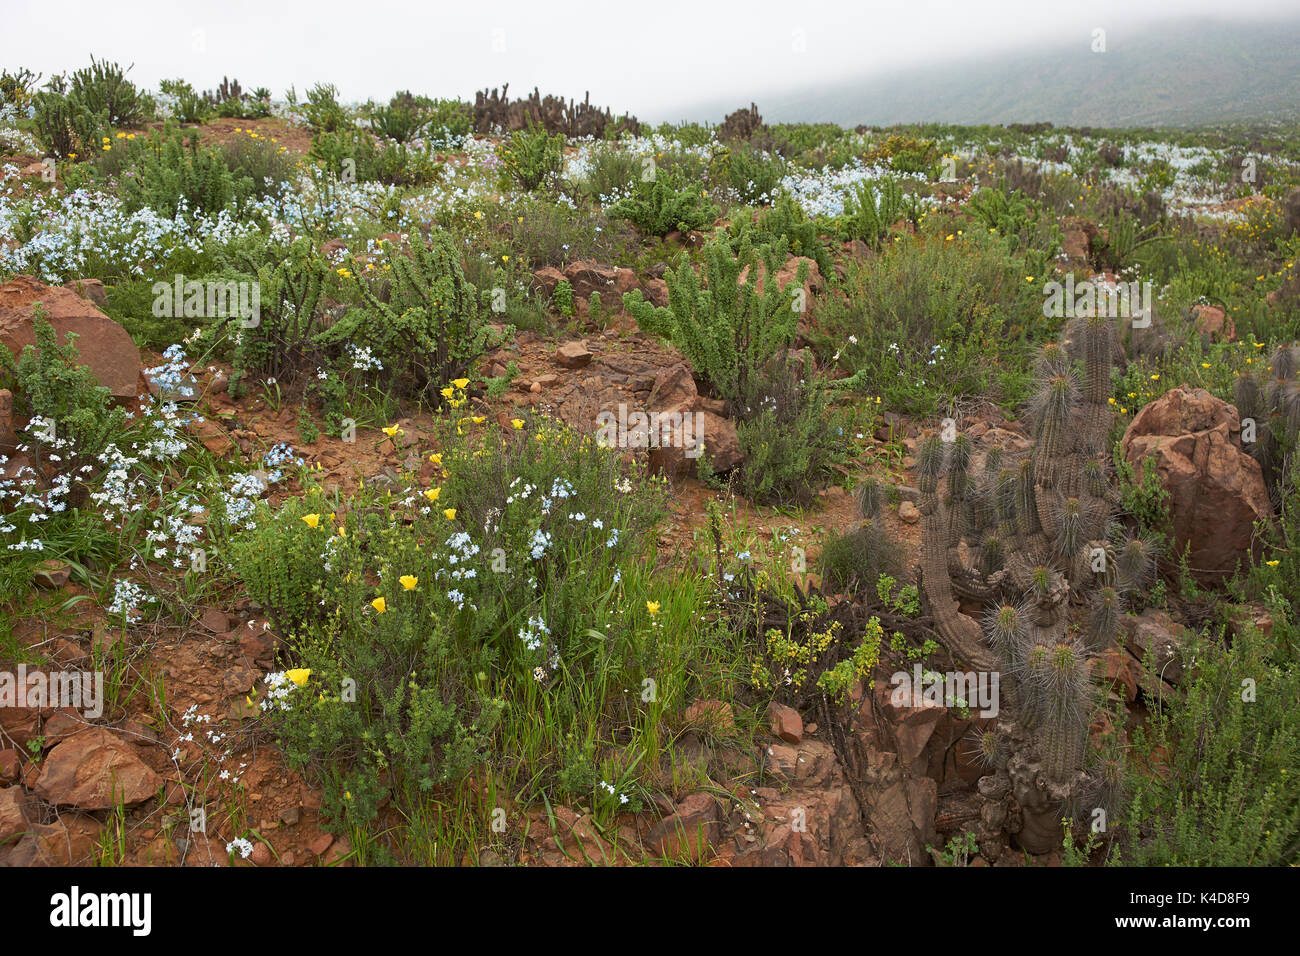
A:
[424,487,440,502]
[1202,363,1211,368]
[452,378,469,389]
[1254,342,1265,348]
[429,453,443,466]
[1150,374,1159,381]
[301,513,321,528]
[443,508,457,520]
[1266,560,1280,567]
[646,601,660,616]
[382,424,400,438]
[502,255,509,262]
[474,210,483,220]
[400,575,418,590]
[1108,397,1116,405]
[511,419,524,430]
[286,668,311,687]
[440,386,454,399]
[371,597,387,614]
[472,416,486,424]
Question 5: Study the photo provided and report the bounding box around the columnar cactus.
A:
[919,314,1152,855]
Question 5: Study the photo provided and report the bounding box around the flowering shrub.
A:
[318,227,510,397]
[228,411,667,827]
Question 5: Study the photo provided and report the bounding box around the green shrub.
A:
[840,176,904,249]
[318,228,509,397]
[820,521,905,594]
[496,123,563,192]
[67,56,151,127]
[299,82,349,133]
[734,359,848,504]
[121,123,252,219]
[730,191,832,276]
[309,127,441,187]
[232,414,667,828]
[575,144,641,203]
[158,78,211,124]
[1115,616,1300,865]
[607,174,718,237]
[220,130,296,199]
[31,81,101,158]
[715,144,786,205]
[818,231,1044,414]
[623,236,804,403]
[219,235,329,379]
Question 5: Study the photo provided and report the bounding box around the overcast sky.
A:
[3,0,1298,121]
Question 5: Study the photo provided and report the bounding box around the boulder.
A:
[562,261,619,300]
[0,387,14,454]
[645,364,742,476]
[1120,387,1271,584]
[555,340,592,369]
[766,702,803,744]
[33,727,162,810]
[0,787,27,846]
[1121,609,1189,685]
[1192,303,1234,342]
[0,275,141,399]
[63,278,108,308]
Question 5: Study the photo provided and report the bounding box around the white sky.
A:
[2,0,1297,122]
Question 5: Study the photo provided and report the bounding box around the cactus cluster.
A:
[919,314,1154,855]
[472,84,640,138]
[1233,344,1300,507]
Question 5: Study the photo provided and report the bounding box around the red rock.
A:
[684,699,734,729]
[1121,610,1187,685]
[308,832,335,856]
[0,749,19,784]
[199,607,230,633]
[641,277,669,308]
[63,278,108,308]
[562,261,619,300]
[41,707,89,745]
[645,792,720,858]
[766,702,803,744]
[1120,387,1271,584]
[33,727,163,809]
[0,786,27,845]
[0,387,14,454]
[556,340,592,369]
[532,266,564,296]
[2,816,102,866]
[1192,303,1234,342]
[0,275,142,399]
[1093,647,1138,702]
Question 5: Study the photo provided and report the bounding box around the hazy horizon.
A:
[3,1,1299,123]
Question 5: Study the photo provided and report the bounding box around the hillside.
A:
[677,18,1300,128]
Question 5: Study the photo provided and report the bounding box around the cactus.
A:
[919,315,1124,853]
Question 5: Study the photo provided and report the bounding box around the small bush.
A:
[121,123,253,219]
[607,174,718,237]
[496,123,563,193]
[318,228,510,397]
[623,236,804,403]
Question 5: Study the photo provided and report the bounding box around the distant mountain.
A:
[676,18,1300,128]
